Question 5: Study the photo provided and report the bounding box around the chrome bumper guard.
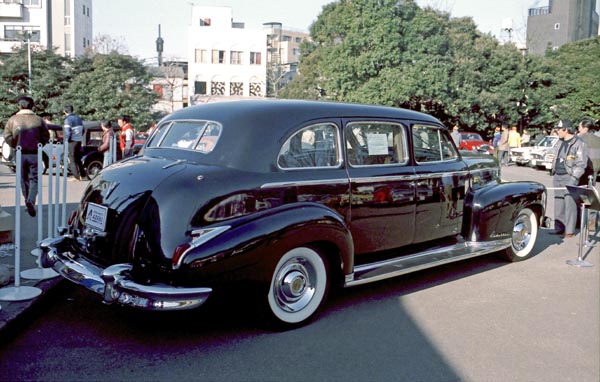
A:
[39,236,212,311]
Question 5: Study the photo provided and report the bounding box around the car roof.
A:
[159,99,444,172]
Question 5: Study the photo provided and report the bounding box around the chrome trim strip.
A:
[260,170,478,189]
[345,238,512,287]
[261,178,349,189]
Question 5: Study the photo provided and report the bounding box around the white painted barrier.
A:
[0,147,43,301]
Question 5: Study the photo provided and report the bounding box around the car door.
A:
[343,120,416,256]
[411,123,469,243]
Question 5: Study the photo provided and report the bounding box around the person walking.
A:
[118,115,135,158]
[63,105,85,181]
[521,129,531,147]
[3,96,50,217]
[498,124,510,166]
[98,120,114,168]
[549,119,589,237]
[578,118,600,185]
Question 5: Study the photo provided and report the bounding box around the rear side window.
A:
[413,125,458,163]
[345,122,407,166]
[146,120,221,153]
[277,123,341,169]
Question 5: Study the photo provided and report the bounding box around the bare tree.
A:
[89,34,129,55]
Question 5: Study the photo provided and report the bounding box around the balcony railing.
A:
[0,1,23,18]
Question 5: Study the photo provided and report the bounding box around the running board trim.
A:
[345,239,512,287]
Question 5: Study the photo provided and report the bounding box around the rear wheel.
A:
[502,208,538,262]
[266,247,329,328]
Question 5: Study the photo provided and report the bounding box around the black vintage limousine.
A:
[40,100,546,328]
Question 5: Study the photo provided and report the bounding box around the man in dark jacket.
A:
[3,96,50,217]
[549,119,589,237]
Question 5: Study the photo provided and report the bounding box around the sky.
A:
[94,0,598,61]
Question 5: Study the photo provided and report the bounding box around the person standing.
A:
[451,125,462,148]
[3,96,50,217]
[578,118,600,185]
[63,105,85,181]
[98,120,114,168]
[549,119,589,237]
[492,126,501,159]
[118,115,134,158]
[521,129,531,147]
[498,124,510,166]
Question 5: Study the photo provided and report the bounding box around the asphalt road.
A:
[0,165,598,382]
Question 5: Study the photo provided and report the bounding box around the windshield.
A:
[461,133,483,141]
[146,120,221,153]
[536,136,557,147]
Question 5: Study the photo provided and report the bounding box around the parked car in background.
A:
[527,135,560,170]
[458,132,493,154]
[40,100,546,329]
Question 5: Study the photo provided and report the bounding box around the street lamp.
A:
[18,31,33,94]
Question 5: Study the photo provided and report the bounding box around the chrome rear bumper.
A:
[39,236,211,310]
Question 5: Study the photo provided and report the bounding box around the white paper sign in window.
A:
[366,134,389,155]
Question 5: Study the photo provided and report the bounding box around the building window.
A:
[195,49,207,63]
[230,51,243,65]
[23,0,41,6]
[282,35,292,42]
[4,25,41,42]
[295,37,302,43]
[194,81,207,95]
[554,23,560,30]
[83,4,85,14]
[250,52,261,65]
[230,82,243,95]
[212,50,225,64]
[83,37,86,47]
[64,33,71,55]
[211,81,225,95]
[293,48,301,56]
[200,18,211,26]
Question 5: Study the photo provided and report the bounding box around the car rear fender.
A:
[462,181,546,242]
[177,202,354,286]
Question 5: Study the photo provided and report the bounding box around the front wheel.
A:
[266,247,329,328]
[86,159,103,180]
[502,208,538,262]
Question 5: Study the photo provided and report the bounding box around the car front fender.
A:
[463,181,546,242]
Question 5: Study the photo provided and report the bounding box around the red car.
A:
[459,132,492,154]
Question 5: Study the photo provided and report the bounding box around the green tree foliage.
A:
[543,36,600,123]
[0,49,157,129]
[61,53,157,127]
[0,46,71,123]
[282,0,598,132]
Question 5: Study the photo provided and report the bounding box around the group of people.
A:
[492,125,526,166]
[2,95,136,217]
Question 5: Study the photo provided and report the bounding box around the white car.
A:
[524,136,559,170]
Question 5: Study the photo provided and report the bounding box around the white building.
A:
[0,0,92,57]
[188,6,267,104]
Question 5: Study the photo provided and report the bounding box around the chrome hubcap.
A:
[512,215,532,251]
[273,258,315,313]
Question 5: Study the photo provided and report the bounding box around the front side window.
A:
[345,122,407,166]
[278,123,340,169]
[146,120,221,153]
[412,125,458,163]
